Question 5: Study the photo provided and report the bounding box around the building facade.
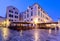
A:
[6,6,20,22]
[19,12,24,22]
[23,3,53,24]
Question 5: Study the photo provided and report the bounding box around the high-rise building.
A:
[6,6,20,22]
[23,3,53,23]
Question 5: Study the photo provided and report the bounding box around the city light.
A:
[51,24,56,27]
[2,28,9,40]
[33,18,39,41]
[6,19,10,27]
[44,19,47,23]
[46,24,51,27]
[2,19,10,27]
[33,18,38,24]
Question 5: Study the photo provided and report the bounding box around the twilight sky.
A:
[0,0,60,21]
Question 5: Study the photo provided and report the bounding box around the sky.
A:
[0,0,60,21]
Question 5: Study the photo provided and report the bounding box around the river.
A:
[0,27,59,41]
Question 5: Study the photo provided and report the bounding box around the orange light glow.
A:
[44,19,47,23]
[2,28,9,40]
[33,18,38,24]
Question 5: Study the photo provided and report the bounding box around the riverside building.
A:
[23,3,53,24]
[6,6,20,22]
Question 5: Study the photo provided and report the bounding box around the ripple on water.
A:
[0,27,50,41]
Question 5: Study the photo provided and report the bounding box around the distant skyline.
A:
[0,0,60,21]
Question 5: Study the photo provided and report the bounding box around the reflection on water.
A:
[2,28,9,40]
[34,29,39,41]
[0,27,59,41]
[20,30,23,36]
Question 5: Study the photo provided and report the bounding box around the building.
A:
[6,6,20,22]
[23,3,53,24]
[19,12,24,22]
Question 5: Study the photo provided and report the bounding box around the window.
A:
[31,11,33,16]
[24,15,26,19]
[31,7,33,10]
[9,14,13,17]
[15,12,18,14]
[41,13,42,17]
[13,8,15,10]
[27,14,29,18]
[38,18,40,21]
[15,16,18,18]
[9,10,13,13]
[38,11,40,16]
[46,17,49,20]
